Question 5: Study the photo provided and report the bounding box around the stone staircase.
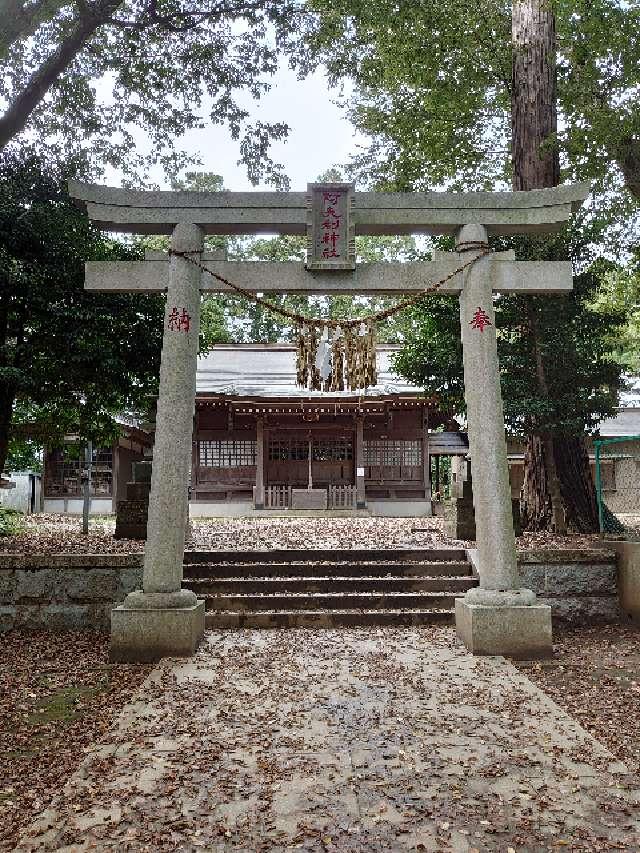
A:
[182,548,477,628]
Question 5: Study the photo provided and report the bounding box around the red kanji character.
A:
[322,217,341,230]
[179,308,191,333]
[322,247,340,258]
[469,306,492,332]
[167,305,192,333]
[321,231,339,248]
[323,191,340,207]
[167,306,181,331]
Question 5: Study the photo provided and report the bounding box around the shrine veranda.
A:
[69,180,590,662]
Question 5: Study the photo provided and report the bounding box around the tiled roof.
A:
[196,344,421,398]
[597,407,640,438]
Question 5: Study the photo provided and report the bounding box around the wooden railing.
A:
[264,484,357,510]
[265,485,292,509]
[328,485,356,509]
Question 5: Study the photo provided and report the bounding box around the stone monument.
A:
[444,457,476,540]
[114,461,152,540]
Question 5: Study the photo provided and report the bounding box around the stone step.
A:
[184,576,476,595]
[183,561,472,579]
[199,592,460,612]
[184,548,467,564]
[205,609,455,628]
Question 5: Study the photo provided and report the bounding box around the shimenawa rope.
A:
[168,241,491,391]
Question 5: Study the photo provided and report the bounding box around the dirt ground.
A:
[515,624,640,774]
[0,513,605,554]
[0,631,151,852]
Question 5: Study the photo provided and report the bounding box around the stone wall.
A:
[0,548,621,632]
[517,549,619,627]
[0,555,143,632]
[602,540,640,624]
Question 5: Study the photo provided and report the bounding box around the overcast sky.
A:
[113,64,365,192]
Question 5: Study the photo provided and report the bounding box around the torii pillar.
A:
[111,223,206,662]
[454,224,551,658]
[70,179,589,661]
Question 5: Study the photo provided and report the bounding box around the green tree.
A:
[302,0,640,203]
[395,242,626,442]
[590,256,640,374]
[0,1,303,184]
[0,149,227,476]
[303,0,636,531]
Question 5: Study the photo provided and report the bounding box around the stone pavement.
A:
[16,628,640,852]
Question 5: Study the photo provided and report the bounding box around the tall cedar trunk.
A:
[512,0,564,532]
[512,0,559,191]
[512,0,599,533]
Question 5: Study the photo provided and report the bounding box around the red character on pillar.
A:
[168,306,192,333]
[469,306,492,333]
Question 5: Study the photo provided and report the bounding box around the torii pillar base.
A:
[455,589,552,660]
[110,591,205,663]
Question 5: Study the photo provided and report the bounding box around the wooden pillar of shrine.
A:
[355,416,366,509]
[422,409,432,511]
[255,417,265,509]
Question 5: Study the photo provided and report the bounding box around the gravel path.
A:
[15,627,640,852]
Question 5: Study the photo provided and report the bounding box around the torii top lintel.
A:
[68,180,590,237]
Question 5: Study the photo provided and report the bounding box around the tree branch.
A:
[0,0,67,57]
[0,0,123,148]
[109,0,283,33]
[617,135,640,201]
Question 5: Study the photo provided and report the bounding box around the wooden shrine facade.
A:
[42,425,151,515]
[189,344,457,516]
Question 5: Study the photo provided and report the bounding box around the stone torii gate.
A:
[69,180,590,662]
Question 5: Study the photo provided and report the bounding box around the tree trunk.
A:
[0,283,12,475]
[553,434,599,532]
[512,0,559,191]
[0,385,15,477]
[512,0,591,533]
[0,0,121,148]
[617,135,640,201]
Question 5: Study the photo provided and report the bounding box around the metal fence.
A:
[594,436,640,537]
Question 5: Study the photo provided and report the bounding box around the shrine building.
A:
[190,343,466,517]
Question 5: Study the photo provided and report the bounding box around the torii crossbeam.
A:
[70,180,590,662]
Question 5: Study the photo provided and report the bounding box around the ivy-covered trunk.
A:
[554,434,599,532]
[512,0,599,533]
[0,384,14,477]
[0,286,12,477]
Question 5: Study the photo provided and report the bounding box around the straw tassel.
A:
[296,324,308,388]
[330,327,345,392]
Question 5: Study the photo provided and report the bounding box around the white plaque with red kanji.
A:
[306,182,356,271]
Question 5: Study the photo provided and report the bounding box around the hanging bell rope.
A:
[169,242,491,391]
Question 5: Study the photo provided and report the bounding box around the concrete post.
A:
[110,222,205,662]
[454,224,552,658]
[255,417,265,509]
[355,416,366,509]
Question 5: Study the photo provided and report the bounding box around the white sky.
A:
[109,64,366,191]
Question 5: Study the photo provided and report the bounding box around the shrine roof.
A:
[597,407,640,438]
[196,344,421,400]
[595,377,640,437]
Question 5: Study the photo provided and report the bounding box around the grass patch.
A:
[27,682,108,726]
[0,507,23,536]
